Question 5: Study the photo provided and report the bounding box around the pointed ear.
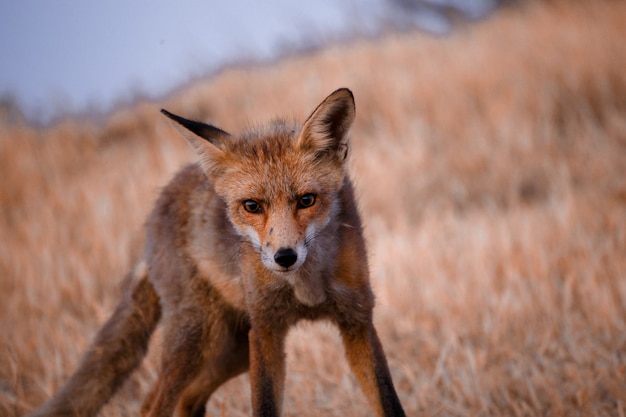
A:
[161,109,230,178]
[296,88,355,161]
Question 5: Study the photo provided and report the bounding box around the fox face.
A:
[213,125,344,277]
[162,88,355,283]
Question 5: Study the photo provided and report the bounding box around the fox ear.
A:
[161,109,230,178]
[297,88,355,161]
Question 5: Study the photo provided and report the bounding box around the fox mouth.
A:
[268,265,299,274]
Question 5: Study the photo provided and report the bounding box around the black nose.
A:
[274,247,298,268]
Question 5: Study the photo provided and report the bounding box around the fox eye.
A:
[243,200,263,214]
[298,193,316,209]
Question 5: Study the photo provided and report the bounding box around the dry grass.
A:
[2,1,626,416]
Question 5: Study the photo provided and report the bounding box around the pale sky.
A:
[0,1,495,123]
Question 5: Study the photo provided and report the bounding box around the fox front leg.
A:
[248,326,288,417]
[340,321,406,417]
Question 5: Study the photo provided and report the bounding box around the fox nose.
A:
[274,247,298,268]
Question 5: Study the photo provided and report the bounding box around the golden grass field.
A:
[1,1,626,416]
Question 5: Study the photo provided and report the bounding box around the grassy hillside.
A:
[1,1,625,416]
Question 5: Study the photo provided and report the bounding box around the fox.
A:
[28,88,406,417]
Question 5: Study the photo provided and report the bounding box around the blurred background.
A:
[0,0,498,124]
[1,1,625,416]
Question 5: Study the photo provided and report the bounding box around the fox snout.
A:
[256,222,312,274]
[262,240,308,273]
[273,247,298,268]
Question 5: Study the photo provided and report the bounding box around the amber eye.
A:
[298,193,316,209]
[243,200,263,214]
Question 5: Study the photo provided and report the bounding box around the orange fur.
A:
[27,89,405,417]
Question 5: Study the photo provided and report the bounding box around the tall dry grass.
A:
[1,1,626,416]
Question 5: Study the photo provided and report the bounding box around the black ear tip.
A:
[161,108,175,119]
[160,109,187,126]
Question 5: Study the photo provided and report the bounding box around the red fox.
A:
[28,88,406,417]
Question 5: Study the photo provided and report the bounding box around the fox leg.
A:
[176,327,250,417]
[141,310,210,417]
[248,326,288,417]
[141,383,158,417]
[339,321,406,417]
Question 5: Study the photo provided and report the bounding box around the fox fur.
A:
[28,88,405,417]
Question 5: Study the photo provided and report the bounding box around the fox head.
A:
[162,88,355,282]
